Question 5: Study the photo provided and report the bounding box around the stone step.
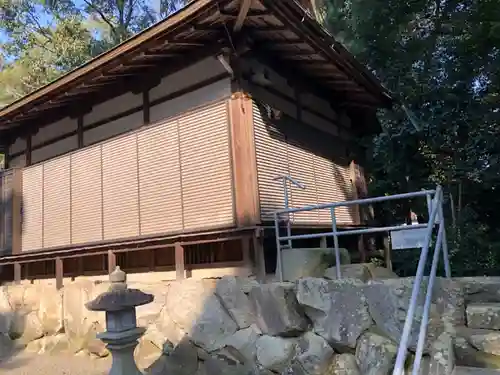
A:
[467,303,500,330]
[454,366,500,375]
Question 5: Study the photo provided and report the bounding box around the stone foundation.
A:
[1,267,499,374]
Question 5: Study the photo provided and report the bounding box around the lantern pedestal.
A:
[85,267,154,375]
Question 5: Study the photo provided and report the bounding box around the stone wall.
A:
[0,264,499,375]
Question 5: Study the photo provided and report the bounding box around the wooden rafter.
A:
[233,0,252,32]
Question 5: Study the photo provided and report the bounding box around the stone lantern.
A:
[86,266,154,375]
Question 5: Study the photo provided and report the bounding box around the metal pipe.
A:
[438,195,451,278]
[330,207,341,279]
[276,189,436,214]
[273,212,283,282]
[426,193,432,218]
[392,186,442,375]
[278,223,429,242]
[273,175,306,190]
[283,179,292,249]
[411,213,445,375]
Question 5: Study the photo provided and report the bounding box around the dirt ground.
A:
[0,351,112,375]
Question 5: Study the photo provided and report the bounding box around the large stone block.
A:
[189,294,238,352]
[457,277,500,303]
[249,283,308,336]
[294,331,334,374]
[324,264,371,283]
[296,278,371,349]
[63,281,107,351]
[428,332,454,375]
[322,353,361,375]
[256,335,297,372]
[467,303,500,330]
[215,276,256,329]
[456,326,500,356]
[364,277,465,352]
[355,332,397,375]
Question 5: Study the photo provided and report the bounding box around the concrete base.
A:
[14,264,252,287]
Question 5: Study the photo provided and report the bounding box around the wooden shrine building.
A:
[0,0,392,286]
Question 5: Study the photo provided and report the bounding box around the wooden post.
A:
[13,262,21,284]
[252,235,266,282]
[242,237,251,269]
[11,168,23,254]
[383,236,393,271]
[175,242,185,280]
[228,92,260,226]
[55,257,63,290]
[108,250,116,274]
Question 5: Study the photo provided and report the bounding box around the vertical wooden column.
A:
[175,242,185,280]
[228,92,260,226]
[252,233,266,282]
[241,237,251,269]
[13,262,21,284]
[11,168,23,255]
[24,133,32,166]
[108,250,116,274]
[77,116,84,148]
[142,90,150,125]
[55,257,63,290]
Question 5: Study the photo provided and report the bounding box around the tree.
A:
[321,0,500,275]
[0,0,188,105]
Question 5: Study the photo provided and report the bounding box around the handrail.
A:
[272,184,451,375]
[392,186,443,375]
[275,189,436,214]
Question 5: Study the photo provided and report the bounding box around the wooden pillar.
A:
[383,236,393,271]
[253,234,266,281]
[175,242,185,280]
[55,257,63,290]
[242,237,251,268]
[228,91,260,226]
[77,257,84,276]
[24,133,32,166]
[13,262,21,284]
[77,116,84,148]
[142,90,150,125]
[11,168,23,254]
[107,250,116,274]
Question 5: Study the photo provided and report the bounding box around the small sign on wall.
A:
[391,227,427,250]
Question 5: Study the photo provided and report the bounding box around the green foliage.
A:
[0,0,188,105]
[321,0,500,276]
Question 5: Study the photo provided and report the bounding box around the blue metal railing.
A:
[272,184,451,375]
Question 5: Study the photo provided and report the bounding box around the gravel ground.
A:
[0,352,112,375]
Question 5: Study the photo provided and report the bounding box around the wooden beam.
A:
[55,257,63,289]
[13,262,21,284]
[11,168,22,255]
[107,250,116,274]
[228,92,260,226]
[175,242,185,280]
